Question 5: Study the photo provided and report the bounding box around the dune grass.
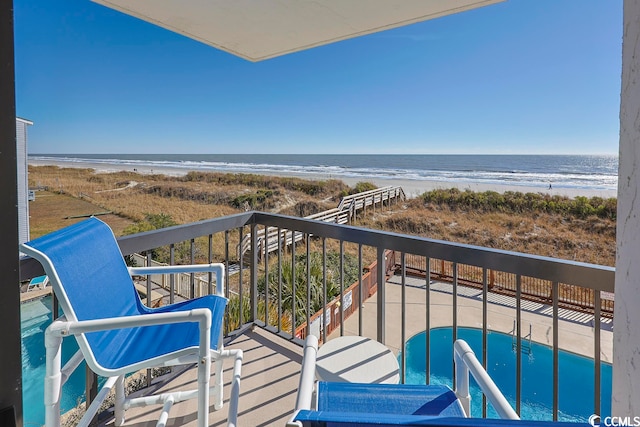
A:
[28,165,616,267]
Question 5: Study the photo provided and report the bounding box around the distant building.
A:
[16,117,33,244]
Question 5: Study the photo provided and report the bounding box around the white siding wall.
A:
[16,118,31,244]
[613,0,640,416]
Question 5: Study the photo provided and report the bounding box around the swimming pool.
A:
[400,327,611,421]
[21,296,86,426]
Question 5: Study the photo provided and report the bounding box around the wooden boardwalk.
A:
[241,185,405,259]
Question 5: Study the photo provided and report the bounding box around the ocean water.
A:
[30,154,618,192]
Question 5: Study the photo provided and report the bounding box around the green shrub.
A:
[352,182,377,194]
[420,188,616,220]
[232,190,274,209]
[258,251,360,326]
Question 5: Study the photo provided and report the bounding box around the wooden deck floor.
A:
[96,327,303,427]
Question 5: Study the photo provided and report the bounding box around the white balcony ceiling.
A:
[91,0,504,61]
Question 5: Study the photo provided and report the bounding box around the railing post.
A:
[264,227,270,327]
[169,244,175,304]
[376,246,386,344]
[339,240,345,336]
[322,238,327,343]
[145,252,153,388]
[208,234,214,295]
[251,221,258,323]
[306,234,311,337]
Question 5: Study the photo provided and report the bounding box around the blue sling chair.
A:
[20,217,243,427]
[287,336,590,427]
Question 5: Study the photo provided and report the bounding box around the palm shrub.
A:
[225,295,292,334]
[258,251,360,327]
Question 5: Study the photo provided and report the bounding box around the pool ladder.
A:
[511,321,532,355]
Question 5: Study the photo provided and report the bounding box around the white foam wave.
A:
[30,155,618,190]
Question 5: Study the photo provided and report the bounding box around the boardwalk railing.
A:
[239,185,405,259]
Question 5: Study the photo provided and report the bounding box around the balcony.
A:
[19,210,614,426]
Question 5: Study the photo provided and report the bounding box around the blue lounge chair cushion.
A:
[24,217,227,370]
[293,410,590,426]
[317,382,465,417]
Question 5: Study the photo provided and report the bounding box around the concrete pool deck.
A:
[330,275,613,363]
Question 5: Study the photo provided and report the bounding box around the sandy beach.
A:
[28,158,618,199]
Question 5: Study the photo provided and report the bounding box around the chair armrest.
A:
[48,308,212,336]
[128,263,225,297]
[295,335,319,411]
[454,339,519,420]
[287,335,319,427]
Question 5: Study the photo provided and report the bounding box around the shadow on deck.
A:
[96,328,302,427]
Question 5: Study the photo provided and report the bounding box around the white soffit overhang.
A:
[91,0,505,62]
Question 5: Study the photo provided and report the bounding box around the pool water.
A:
[400,327,612,421]
[21,296,86,426]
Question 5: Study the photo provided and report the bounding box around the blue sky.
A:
[14,0,622,155]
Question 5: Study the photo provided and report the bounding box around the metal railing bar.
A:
[322,238,327,344]
[146,251,153,388]
[22,212,614,294]
[358,244,363,337]
[22,211,614,294]
[208,234,213,295]
[339,240,345,336]
[452,262,458,386]
[552,281,559,421]
[594,290,602,416]
[169,244,175,304]
[401,252,406,384]
[145,252,152,308]
[251,212,614,290]
[516,274,522,416]
[239,227,244,327]
[426,256,431,386]
[482,268,488,418]
[306,234,311,337]
[225,230,230,333]
[291,232,296,339]
[116,212,253,256]
[376,246,386,344]
[190,239,195,299]
[264,226,269,327]
[251,222,258,323]
[277,227,283,334]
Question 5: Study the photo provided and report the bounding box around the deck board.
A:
[96,328,302,427]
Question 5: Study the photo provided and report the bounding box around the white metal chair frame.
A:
[21,217,242,427]
[41,263,243,427]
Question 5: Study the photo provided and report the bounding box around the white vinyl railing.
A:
[454,339,519,419]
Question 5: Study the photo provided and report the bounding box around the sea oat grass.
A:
[28,167,616,266]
